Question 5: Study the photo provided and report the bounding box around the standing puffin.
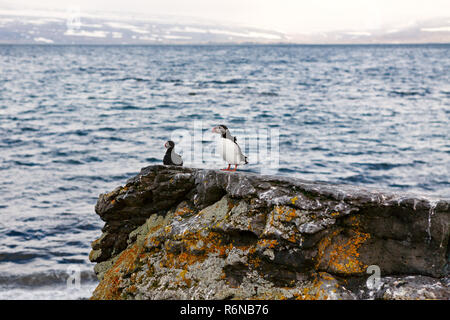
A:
[163,140,183,166]
[212,125,248,171]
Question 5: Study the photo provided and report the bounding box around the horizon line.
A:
[1,42,449,46]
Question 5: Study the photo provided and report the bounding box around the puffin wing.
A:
[234,141,248,164]
[171,151,183,166]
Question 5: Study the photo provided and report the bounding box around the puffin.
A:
[163,140,183,166]
[212,125,248,171]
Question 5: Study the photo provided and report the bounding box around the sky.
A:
[1,0,450,33]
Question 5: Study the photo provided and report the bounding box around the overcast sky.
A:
[1,0,450,33]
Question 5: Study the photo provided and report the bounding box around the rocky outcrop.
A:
[89,165,449,300]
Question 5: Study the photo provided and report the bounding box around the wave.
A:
[259,91,279,97]
[110,104,142,110]
[389,89,430,97]
[0,269,97,287]
[351,162,406,170]
[156,78,182,83]
[198,78,246,85]
[98,127,117,132]
[277,167,297,173]
[0,138,26,148]
[0,251,48,263]
[52,159,84,165]
[117,77,151,82]
[9,160,42,167]
[62,173,136,183]
[0,283,98,300]
[155,104,176,109]
[337,174,380,184]
[351,161,425,171]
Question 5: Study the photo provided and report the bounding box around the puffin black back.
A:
[163,140,183,166]
[163,147,173,165]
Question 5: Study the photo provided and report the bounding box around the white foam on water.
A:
[0,282,98,300]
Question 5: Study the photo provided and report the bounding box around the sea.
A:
[0,44,449,299]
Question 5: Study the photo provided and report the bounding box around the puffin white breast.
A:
[219,138,247,165]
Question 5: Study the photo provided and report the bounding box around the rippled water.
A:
[0,44,449,299]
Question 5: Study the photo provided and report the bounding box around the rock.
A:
[89,165,449,300]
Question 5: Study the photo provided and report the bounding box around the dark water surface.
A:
[0,44,449,298]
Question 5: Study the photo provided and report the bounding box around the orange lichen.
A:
[315,216,370,275]
[257,238,278,249]
[125,284,137,294]
[174,206,193,217]
[146,236,161,248]
[246,245,261,268]
[248,255,261,268]
[158,231,235,270]
[274,205,298,222]
[293,273,333,300]
[318,272,335,281]
[91,243,142,300]
[328,230,370,273]
[178,269,191,287]
[148,223,163,234]
[287,233,298,243]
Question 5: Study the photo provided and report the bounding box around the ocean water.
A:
[0,44,449,299]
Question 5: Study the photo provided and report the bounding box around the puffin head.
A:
[212,125,228,136]
[164,140,175,149]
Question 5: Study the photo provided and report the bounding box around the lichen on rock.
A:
[89,165,449,300]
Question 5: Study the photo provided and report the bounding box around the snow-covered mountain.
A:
[289,17,450,44]
[0,8,449,44]
[0,9,287,44]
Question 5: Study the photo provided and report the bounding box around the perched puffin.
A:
[212,125,248,171]
[163,140,183,166]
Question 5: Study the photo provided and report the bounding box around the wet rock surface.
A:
[89,165,449,299]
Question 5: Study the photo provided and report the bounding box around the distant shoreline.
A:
[1,42,449,46]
